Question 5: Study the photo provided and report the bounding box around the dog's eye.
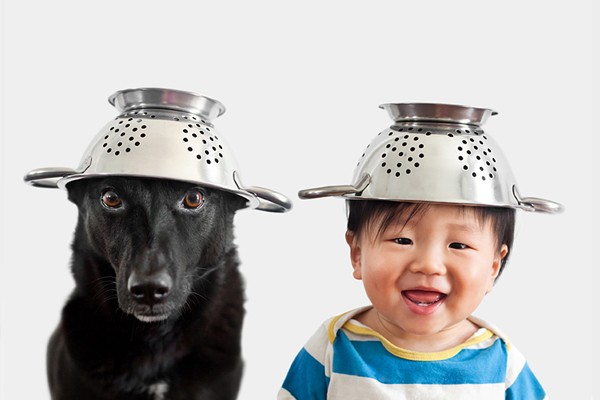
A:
[101,190,123,208]
[183,190,205,209]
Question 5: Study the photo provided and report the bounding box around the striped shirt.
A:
[278,307,546,399]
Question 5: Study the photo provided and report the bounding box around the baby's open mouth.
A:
[402,290,447,307]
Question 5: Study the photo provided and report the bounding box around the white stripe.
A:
[303,321,334,378]
[147,381,168,400]
[304,322,330,365]
[466,334,499,350]
[327,373,505,400]
[343,328,382,342]
[277,388,296,400]
[469,315,510,342]
[505,344,526,388]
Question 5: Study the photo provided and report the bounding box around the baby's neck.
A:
[354,309,480,353]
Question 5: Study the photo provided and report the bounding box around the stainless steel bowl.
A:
[24,88,292,212]
[299,103,561,213]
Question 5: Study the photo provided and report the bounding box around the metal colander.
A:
[24,88,292,212]
[299,103,562,213]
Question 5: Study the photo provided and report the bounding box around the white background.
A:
[1,1,597,399]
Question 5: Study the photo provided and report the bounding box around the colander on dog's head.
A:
[24,88,292,212]
[299,103,561,213]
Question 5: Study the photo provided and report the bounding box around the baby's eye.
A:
[394,238,413,245]
[449,242,468,249]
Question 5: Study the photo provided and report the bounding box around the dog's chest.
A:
[147,381,169,400]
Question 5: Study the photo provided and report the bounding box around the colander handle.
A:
[233,171,292,212]
[298,174,371,199]
[512,186,564,214]
[23,167,77,188]
[518,197,564,214]
[244,186,293,213]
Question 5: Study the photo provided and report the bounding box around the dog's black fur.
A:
[47,177,247,400]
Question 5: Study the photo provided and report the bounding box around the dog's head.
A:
[66,177,246,323]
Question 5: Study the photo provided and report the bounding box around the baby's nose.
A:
[408,247,446,275]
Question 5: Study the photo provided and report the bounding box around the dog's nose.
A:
[127,269,173,305]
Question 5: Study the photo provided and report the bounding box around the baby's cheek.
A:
[450,281,489,312]
[368,266,398,289]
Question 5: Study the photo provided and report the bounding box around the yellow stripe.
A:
[343,322,495,361]
[327,313,347,344]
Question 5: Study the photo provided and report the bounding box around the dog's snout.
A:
[127,269,173,305]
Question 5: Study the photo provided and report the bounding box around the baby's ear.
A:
[346,231,363,280]
[488,244,509,291]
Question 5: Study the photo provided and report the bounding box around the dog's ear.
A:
[65,180,91,207]
[224,192,248,213]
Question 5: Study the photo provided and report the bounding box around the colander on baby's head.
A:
[299,103,561,213]
[24,88,292,212]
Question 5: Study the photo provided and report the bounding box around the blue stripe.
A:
[281,348,329,399]
[506,362,546,399]
[332,330,507,385]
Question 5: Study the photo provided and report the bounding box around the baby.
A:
[278,103,561,399]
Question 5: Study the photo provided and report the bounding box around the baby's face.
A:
[348,203,507,340]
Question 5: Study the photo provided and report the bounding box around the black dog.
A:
[47,176,247,400]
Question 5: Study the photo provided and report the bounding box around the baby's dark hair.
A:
[346,200,516,280]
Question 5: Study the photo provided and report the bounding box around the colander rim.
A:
[340,194,528,210]
[56,172,261,208]
[379,102,498,126]
[109,88,226,121]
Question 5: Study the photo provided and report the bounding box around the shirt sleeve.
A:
[278,348,329,400]
[505,362,546,399]
[278,322,332,400]
[505,343,547,400]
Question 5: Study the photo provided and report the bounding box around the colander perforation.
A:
[452,130,499,181]
[102,117,149,156]
[181,123,224,165]
[375,132,427,177]
[122,110,161,120]
[361,125,502,182]
[122,109,213,127]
